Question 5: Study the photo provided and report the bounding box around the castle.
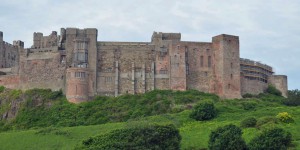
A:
[0,28,288,103]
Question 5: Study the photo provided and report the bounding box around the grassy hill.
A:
[0,87,299,149]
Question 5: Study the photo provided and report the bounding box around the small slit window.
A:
[200,56,204,67]
[208,56,212,68]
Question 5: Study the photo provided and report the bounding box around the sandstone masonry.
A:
[0,28,288,103]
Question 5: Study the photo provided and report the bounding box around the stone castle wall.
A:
[0,28,289,102]
[0,31,21,69]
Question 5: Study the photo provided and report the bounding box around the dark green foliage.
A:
[12,89,218,129]
[76,124,181,150]
[284,89,300,106]
[242,93,257,98]
[0,86,5,93]
[190,101,217,121]
[241,101,257,110]
[35,127,70,136]
[256,116,278,129]
[265,85,282,96]
[240,117,257,128]
[208,124,247,150]
[248,128,292,150]
[257,93,284,103]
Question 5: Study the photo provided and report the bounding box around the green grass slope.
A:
[0,88,299,149]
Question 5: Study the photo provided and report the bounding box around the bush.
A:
[208,124,247,150]
[265,85,282,96]
[284,89,300,106]
[241,101,257,110]
[241,117,257,128]
[256,116,278,129]
[276,112,294,123]
[242,93,257,98]
[0,86,5,93]
[76,124,181,150]
[190,101,217,121]
[248,128,292,150]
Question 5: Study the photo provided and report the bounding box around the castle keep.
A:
[0,28,288,103]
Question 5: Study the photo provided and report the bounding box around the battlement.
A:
[65,28,98,36]
[32,31,58,49]
[151,32,181,42]
[213,34,239,40]
[13,40,24,48]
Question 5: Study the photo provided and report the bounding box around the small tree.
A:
[284,89,300,106]
[248,128,292,150]
[208,124,247,150]
[0,86,5,93]
[276,112,294,123]
[190,101,217,121]
[265,85,282,96]
[240,117,257,128]
[76,124,181,150]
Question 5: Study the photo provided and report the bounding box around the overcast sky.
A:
[0,0,299,90]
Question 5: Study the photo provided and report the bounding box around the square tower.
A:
[212,34,241,99]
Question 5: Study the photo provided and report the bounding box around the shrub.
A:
[242,93,257,98]
[248,128,292,150]
[241,101,257,110]
[241,117,257,128]
[76,124,181,150]
[284,89,300,106]
[265,85,282,96]
[0,86,5,93]
[256,116,278,129]
[208,124,247,150]
[276,112,294,123]
[190,101,217,121]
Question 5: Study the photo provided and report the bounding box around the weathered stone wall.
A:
[182,42,214,93]
[0,29,289,102]
[0,31,20,69]
[32,31,58,49]
[0,75,20,89]
[18,51,65,91]
[66,68,90,103]
[241,75,268,95]
[97,42,155,96]
[65,28,98,97]
[213,34,241,99]
[169,42,186,91]
[269,75,288,97]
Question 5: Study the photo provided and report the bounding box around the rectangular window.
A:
[75,72,80,78]
[159,69,168,74]
[186,64,189,75]
[105,77,113,83]
[208,56,211,68]
[200,56,204,67]
[81,72,86,78]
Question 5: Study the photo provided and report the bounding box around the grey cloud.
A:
[0,0,299,89]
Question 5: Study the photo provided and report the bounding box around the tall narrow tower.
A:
[213,34,241,99]
[66,37,90,103]
[65,28,98,103]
